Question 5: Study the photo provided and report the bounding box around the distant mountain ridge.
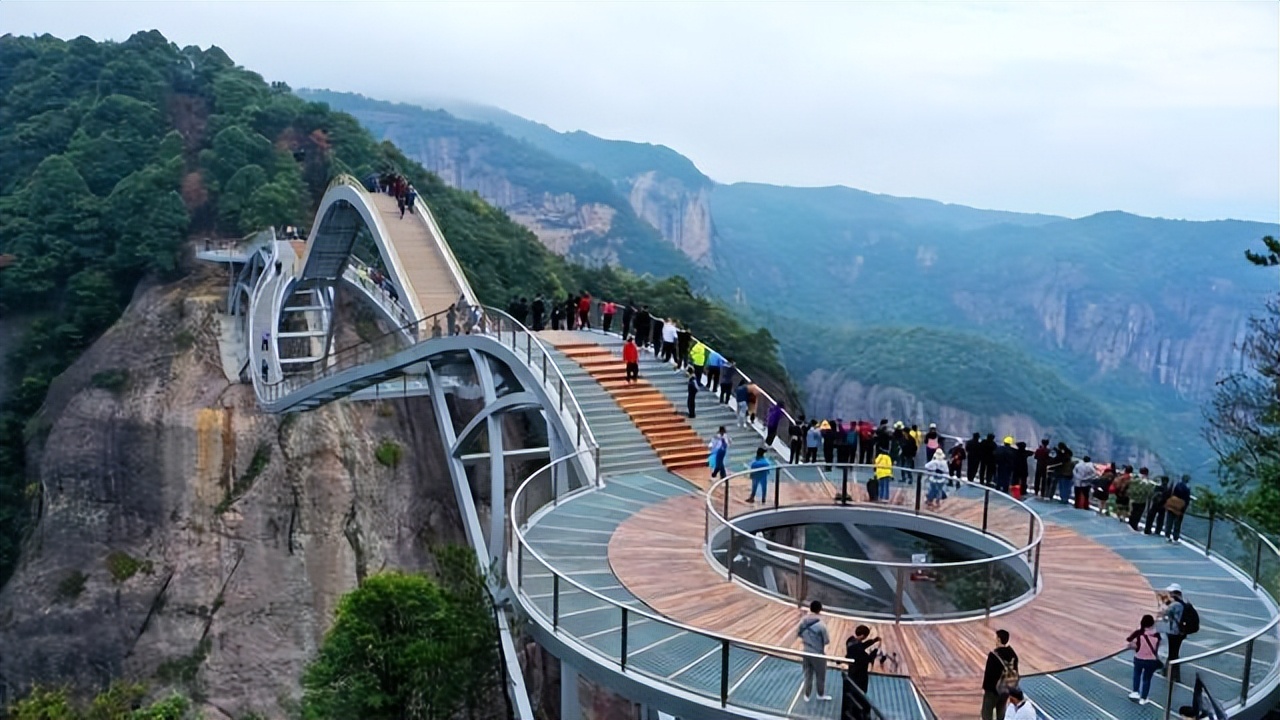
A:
[304,89,1279,473]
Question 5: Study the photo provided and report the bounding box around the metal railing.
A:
[342,254,413,328]
[484,306,601,480]
[511,452,909,720]
[705,463,1044,622]
[1159,512,1280,719]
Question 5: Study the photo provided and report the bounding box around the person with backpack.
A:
[734,382,750,427]
[948,442,966,483]
[1160,584,1197,683]
[788,415,807,464]
[981,629,1019,720]
[797,600,832,702]
[1127,613,1163,705]
[1163,475,1193,543]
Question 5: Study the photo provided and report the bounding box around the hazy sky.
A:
[4,1,1278,222]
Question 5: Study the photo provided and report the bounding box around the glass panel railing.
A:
[704,462,1042,622]
[511,451,918,720]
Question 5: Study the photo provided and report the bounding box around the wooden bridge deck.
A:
[609,482,1157,719]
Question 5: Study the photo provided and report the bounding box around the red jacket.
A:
[578,296,592,313]
[622,342,639,364]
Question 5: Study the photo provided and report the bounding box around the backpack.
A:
[1179,601,1200,635]
[994,652,1019,694]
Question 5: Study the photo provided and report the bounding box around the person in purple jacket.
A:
[765,401,785,446]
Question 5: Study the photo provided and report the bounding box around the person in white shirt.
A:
[1004,688,1037,720]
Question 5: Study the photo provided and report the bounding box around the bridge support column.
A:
[487,410,506,569]
[560,659,583,720]
[549,422,571,500]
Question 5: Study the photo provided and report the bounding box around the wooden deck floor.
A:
[608,483,1157,719]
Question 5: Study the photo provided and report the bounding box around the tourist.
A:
[549,302,563,331]
[841,421,859,466]
[979,433,998,485]
[1112,465,1134,519]
[948,442,966,481]
[1163,475,1192,543]
[705,347,724,390]
[620,298,635,338]
[1004,688,1036,720]
[924,423,942,459]
[650,312,664,352]
[899,427,918,472]
[1159,584,1190,683]
[965,433,982,482]
[765,401,785,446]
[734,382,750,427]
[708,426,731,479]
[821,419,837,470]
[993,436,1016,493]
[875,420,893,458]
[858,420,876,465]
[260,358,269,382]
[873,450,893,502]
[564,295,577,330]
[447,304,458,336]
[718,359,736,404]
[1033,439,1052,497]
[661,318,678,362]
[797,600,832,702]
[1013,440,1034,497]
[1144,476,1171,535]
[1127,467,1153,531]
[689,339,709,386]
[804,420,821,464]
[261,331,270,352]
[685,369,698,419]
[841,625,880,720]
[789,414,807,464]
[676,325,692,369]
[577,292,592,330]
[633,305,651,350]
[747,447,770,502]
[1073,455,1099,509]
[924,449,949,509]
[531,294,546,331]
[600,298,615,334]
[404,185,417,214]
[1127,614,1162,705]
[1050,443,1076,505]
[980,629,1019,720]
[622,336,640,384]
[745,381,761,424]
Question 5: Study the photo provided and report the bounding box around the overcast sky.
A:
[4,1,1278,222]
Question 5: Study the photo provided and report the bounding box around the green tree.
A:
[1205,236,1280,533]
[301,561,504,720]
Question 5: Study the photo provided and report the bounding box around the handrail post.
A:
[914,471,922,515]
[1205,510,1214,557]
[1033,544,1041,588]
[798,554,807,607]
[982,489,990,534]
[1163,667,1175,720]
[1241,636,1255,704]
[894,567,905,623]
[719,639,730,707]
[773,467,781,509]
[552,574,560,630]
[839,467,850,505]
[542,352,547,381]
[517,543,524,588]
[1253,536,1263,590]
[620,607,629,670]
[558,377,564,412]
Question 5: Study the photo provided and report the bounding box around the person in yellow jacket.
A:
[873,451,894,502]
[689,340,709,387]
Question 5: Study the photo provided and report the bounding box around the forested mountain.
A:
[315,93,1278,474]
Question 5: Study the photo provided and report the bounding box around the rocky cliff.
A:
[627,170,716,267]
[0,270,465,716]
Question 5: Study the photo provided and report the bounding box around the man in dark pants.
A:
[965,433,982,483]
[718,360,735,404]
[633,306,651,351]
[1160,584,1188,683]
[1145,476,1171,535]
[979,433,998,485]
[1033,439,1051,496]
[685,369,698,419]
[981,629,1019,720]
[842,625,880,720]
[1127,467,1152,530]
[788,415,807,464]
[530,294,546,331]
[620,299,635,338]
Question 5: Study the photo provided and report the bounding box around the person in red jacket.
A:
[601,300,616,334]
[622,336,640,383]
[577,292,592,330]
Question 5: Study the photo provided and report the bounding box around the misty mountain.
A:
[305,90,1278,473]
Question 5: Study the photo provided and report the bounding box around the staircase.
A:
[556,341,709,472]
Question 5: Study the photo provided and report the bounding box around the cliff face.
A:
[802,370,1163,471]
[627,170,716,267]
[0,271,464,716]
